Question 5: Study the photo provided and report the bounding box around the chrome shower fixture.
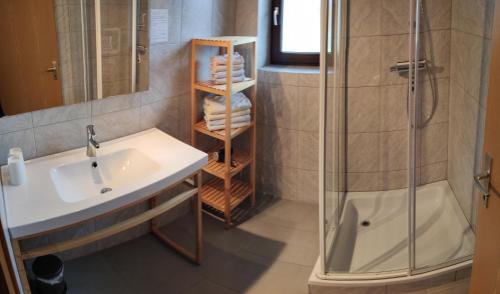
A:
[390,60,427,74]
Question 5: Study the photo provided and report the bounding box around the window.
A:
[271,0,321,65]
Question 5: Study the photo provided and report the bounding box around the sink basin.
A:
[2,128,208,239]
[50,148,161,203]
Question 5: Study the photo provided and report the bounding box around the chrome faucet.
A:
[86,125,100,157]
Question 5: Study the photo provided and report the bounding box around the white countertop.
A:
[0,128,207,239]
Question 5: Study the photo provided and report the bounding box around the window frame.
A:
[270,0,320,66]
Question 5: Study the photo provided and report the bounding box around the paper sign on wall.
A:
[151,9,169,44]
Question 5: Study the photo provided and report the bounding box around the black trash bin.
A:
[32,255,67,294]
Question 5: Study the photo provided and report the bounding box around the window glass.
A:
[281,0,321,53]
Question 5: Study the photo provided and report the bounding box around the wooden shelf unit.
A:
[191,36,257,227]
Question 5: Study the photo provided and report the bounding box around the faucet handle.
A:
[87,125,96,136]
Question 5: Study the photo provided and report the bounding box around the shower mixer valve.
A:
[390,60,427,73]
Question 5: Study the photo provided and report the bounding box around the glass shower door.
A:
[322,0,413,276]
[411,0,484,273]
[320,0,345,274]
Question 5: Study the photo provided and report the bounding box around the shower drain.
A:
[361,220,370,227]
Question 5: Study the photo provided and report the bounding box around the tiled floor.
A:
[62,198,319,294]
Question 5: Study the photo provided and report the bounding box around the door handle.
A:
[474,154,492,208]
[46,61,58,80]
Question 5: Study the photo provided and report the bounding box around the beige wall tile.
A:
[0,129,36,165]
[422,30,451,79]
[297,131,319,171]
[347,132,380,173]
[34,119,90,157]
[347,87,381,133]
[298,73,320,88]
[452,0,495,38]
[180,0,212,42]
[450,30,490,100]
[380,169,408,190]
[380,130,408,171]
[347,172,382,192]
[381,0,410,35]
[423,0,452,31]
[212,0,236,36]
[298,87,320,132]
[348,37,381,87]
[420,78,450,126]
[349,0,381,37]
[419,161,447,185]
[0,113,33,135]
[92,107,141,142]
[296,169,319,203]
[380,34,409,86]
[140,95,180,137]
[419,122,448,166]
[235,0,258,35]
[33,103,90,127]
[380,85,408,132]
[260,83,300,129]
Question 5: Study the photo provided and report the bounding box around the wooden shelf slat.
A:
[203,145,252,179]
[194,120,253,141]
[201,178,253,212]
[194,78,256,96]
[192,36,258,47]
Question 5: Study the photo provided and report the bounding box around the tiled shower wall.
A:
[345,0,452,191]
[256,67,320,203]
[448,0,495,225]
[0,0,236,260]
[55,0,89,105]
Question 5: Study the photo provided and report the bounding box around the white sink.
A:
[1,128,208,239]
[50,149,161,203]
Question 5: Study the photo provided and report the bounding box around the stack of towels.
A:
[204,92,252,131]
[210,52,246,85]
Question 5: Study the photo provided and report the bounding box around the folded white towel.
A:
[204,92,252,115]
[206,121,251,131]
[211,52,244,66]
[211,64,244,73]
[205,114,251,126]
[211,69,245,79]
[204,109,251,120]
[213,75,245,85]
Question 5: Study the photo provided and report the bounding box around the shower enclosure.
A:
[319,0,493,281]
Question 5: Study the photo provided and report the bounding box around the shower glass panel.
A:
[99,0,136,98]
[322,0,412,275]
[321,0,485,278]
[320,0,495,280]
[412,0,488,272]
[321,0,345,273]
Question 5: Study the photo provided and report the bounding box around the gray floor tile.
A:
[62,198,319,294]
[179,279,238,294]
[64,254,135,294]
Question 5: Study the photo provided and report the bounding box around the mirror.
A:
[0,0,150,117]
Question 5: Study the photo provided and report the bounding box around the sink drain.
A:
[361,220,370,227]
[101,187,112,194]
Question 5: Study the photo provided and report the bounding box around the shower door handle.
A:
[474,154,492,208]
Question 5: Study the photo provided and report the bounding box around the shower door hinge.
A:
[474,154,492,208]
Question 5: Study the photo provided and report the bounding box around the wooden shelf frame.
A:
[190,36,257,228]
